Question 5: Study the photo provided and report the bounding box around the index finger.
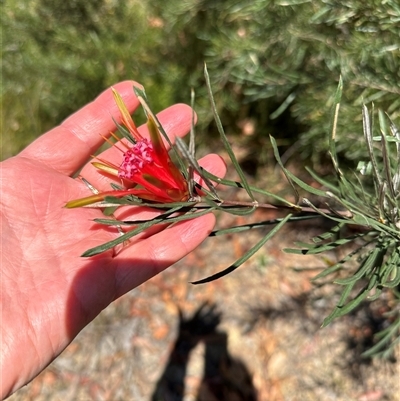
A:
[19,81,141,176]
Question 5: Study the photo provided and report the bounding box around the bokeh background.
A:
[3,0,400,400]
[3,0,399,164]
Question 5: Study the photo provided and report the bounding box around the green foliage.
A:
[150,0,400,164]
[3,0,399,165]
[280,92,400,358]
[2,0,180,158]
[71,79,400,357]
[207,77,400,357]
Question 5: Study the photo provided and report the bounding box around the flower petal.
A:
[112,88,142,140]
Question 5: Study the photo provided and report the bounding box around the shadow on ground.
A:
[151,302,257,401]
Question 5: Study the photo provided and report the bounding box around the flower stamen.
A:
[119,139,154,180]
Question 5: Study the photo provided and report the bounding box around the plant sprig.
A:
[74,76,400,358]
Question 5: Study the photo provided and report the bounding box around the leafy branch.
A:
[71,73,400,358]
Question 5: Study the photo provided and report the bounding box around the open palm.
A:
[0,81,226,398]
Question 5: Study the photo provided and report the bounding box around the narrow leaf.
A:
[175,136,219,199]
[323,280,375,325]
[211,215,318,236]
[204,64,255,201]
[270,92,296,120]
[334,246,385,285]
[321,281,356,327]
[363,104,382,188]
[201,169,298,208]
[298,233,367,255]
[270,135,299,203]
[112,117,136,145]
[362,316,400,358]
[305,167,340,194]
[302,198,351,224]
[83,207,215,256]
[203,197,256,216]
[328,76,343,174]
[191,214,292,284]
[188,88,196,198]
[270,136,327,198]
[379,110,396,199]
[311,239,376,280]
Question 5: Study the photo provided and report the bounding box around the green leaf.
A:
[362,316,400,358]
[311,239,376,280]
[297,233,368,255]
[311,223,344,243]
[351,213,400,236]
[270,135,299,203]
[305,167,340,194]
[323,276,378,326]
[270,136,328,198]
[211,214,318,236]
[201,169,298,208]
[202,197,256,216]
[103,206,118,216]
[188,88,197,198]
[389,117,400,192]
[270,92,296,119]
[191,213,292,284]
[328,76,343,174]
[83,207,215,256]
[112,117,136,145]
[204,64,255,202]
[379,110,396,200]
[382,254,400,288]
[321,280,356,327]
[83,219,164,256]
[175,136,219,199]
[103,196,197,209]
[334,247,383,285]
[363,104,383,189]
[302,198,351,224]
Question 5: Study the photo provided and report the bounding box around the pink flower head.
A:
[119,139,154,179]
[66,88,189,208]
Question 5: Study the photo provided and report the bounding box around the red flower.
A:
[66,88,189,208]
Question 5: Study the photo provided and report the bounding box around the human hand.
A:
[0,81,226,398]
